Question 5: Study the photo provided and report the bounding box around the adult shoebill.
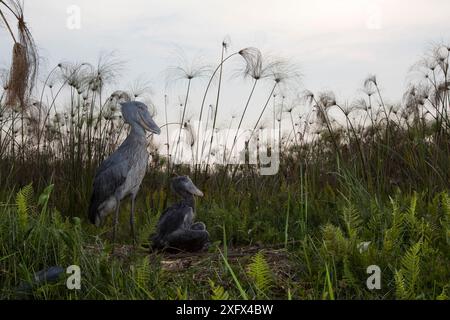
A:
[151,176,209,252]
[88,101,161,248]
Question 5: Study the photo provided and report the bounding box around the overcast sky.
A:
[1,0,450,128]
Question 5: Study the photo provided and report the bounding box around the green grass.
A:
[0,173,448,300]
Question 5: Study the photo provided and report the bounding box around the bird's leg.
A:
[112,198,121,254]
[130,194,137,245]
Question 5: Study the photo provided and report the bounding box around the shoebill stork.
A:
[151,176,210,252]
[88,101,161,249]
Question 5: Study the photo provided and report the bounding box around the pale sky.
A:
[1,0,450,129]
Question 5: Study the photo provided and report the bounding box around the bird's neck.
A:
[182,194,195,209]
[129,123,147,141]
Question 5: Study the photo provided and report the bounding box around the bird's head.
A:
[120,101,161,135]
[171,175,204,198]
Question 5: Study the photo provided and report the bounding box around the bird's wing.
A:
[88,151,130,223]
[157,203,192,237]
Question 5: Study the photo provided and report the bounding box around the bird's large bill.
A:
[139,111,161,135]
[184,180,204,197]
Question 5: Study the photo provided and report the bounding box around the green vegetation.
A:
[0,181,449,299]
[0,0,449,300]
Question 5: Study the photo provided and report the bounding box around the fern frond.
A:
[395,242,422,299]
[135,257,151,290]
[383,198,404,253]
[367,199,383,234]
[16,183,33,231]
[341,204,362,240]
[394,270,408,299]
[401,242,421,295]
[322,224,350,257]
[408,192,417,217]
[247,251,273,298]
[405,192,418,230]
[209,280,230,300]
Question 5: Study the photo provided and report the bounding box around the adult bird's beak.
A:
[184,180,204,197]
[139,111,161,135]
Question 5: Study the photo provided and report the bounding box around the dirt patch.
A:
[84,243,299,282]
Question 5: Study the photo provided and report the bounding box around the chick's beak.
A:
[185,181,204,197]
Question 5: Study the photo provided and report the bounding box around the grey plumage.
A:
[15,266,65,297]
[151,176,209,252]
[88,101,160,247]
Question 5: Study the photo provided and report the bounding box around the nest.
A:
[2,1,39,109]
[6,42,29,107]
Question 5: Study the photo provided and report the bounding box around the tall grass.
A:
[1,182,448,299]
[0,7,449,299]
